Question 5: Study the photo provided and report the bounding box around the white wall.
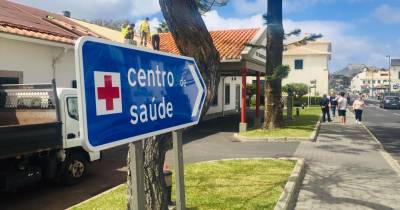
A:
[282,54,329,96]
[207,76,242,115]
[0,37,75,87]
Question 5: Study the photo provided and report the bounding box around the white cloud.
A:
[13,0,160,19]
[374,4,400,23]
[231,0,335,15]
[203,10,264,30]
[232,0,266,15]
[131,0,160,17]
[283,19,373,70]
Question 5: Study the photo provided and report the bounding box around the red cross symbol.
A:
[97,75,120,111]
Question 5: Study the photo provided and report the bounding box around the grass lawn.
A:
[71,159,295,210]
[242,107,320,138]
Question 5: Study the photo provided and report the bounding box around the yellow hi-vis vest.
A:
[121,26,129,38]
[140,21,150,33]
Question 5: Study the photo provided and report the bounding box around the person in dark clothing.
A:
[151,28,161,50]
[320,94,332,122]
[330,93,338,117]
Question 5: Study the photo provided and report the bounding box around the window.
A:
[372,80,376,84]
[225,84,230,105]
[362,80,366,84]
[0,70,23,85]
[378,80,381,84]
[67,97,79,120]
[294,59,303,70]
[0,77,19,85]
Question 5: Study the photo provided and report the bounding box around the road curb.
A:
[274,158,305,210]
[361,122,400,176]
[197,157,306,210]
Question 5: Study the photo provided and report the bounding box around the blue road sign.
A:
[75,37,206,151]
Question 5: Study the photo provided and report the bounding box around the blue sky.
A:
[14,0,400,72]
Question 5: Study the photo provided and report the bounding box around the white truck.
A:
[0,83,100,191]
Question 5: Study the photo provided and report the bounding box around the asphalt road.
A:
[363,99,400,163]
[0,112,299,210]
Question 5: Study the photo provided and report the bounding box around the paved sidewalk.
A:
[294,116,400,210]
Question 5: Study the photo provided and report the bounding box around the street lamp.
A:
[386,55,391,95]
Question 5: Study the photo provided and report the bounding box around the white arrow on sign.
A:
[189,64,204,117]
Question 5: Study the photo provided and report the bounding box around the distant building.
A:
[350,68,391,96]
[390,59,400,92]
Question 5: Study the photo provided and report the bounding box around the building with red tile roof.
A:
[159,28,259,61]
[0,0,100,44]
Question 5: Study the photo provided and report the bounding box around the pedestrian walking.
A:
[337,92,348,125]
[140,17,150,46]
[320,94,332,123]
[330,93,338,117]
[352,95,365,124]
[151,28,161,50]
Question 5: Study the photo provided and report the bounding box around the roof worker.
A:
[121,21,129,42]
[125,23,136,45]
[140,17,150,46]
[151,28,162,50]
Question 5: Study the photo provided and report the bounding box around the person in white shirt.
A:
[352,95,365,124]
[337,92,348,125]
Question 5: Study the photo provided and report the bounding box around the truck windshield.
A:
[67,97,79,120]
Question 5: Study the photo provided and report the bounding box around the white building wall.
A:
[0,37,75,87]
[207,76,242,115]
[282,54,329,96]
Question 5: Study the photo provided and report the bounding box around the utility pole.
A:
[386,55,391,95]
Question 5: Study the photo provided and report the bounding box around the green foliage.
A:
[242,107,321,138]
[266,65,290,81]
[294,96,322,107]
[196,0,228,13]
[71,160,294,210]
[283,83,309,98]
[246,84,256,96]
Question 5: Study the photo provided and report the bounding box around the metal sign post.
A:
[173,129,186,210]
[127,141,145,210]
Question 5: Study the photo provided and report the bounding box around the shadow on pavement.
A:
[295,163,399,210]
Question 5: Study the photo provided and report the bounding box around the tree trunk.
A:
[264,0,285,129]
[143,135,172,210]
[128,1,220,209]
[159,0,220,114]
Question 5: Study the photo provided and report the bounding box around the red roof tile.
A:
[159,28,259,60]
[0,0,100,44]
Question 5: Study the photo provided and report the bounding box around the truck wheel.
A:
[62,153,87,185]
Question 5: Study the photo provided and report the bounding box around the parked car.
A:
[380,96,400,109]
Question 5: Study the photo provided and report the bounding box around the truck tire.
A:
[61,153,87,185]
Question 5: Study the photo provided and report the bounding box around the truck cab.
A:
[0,84,100,191]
